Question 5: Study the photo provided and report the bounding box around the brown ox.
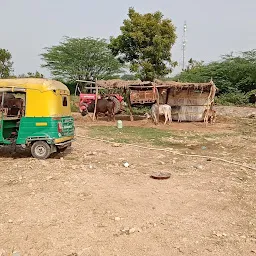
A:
[84,98,115,121]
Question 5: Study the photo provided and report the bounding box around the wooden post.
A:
[204,82,215,127]
[75,83,78,96]
[92,78,98,121]
[155,87,160,125]
[126,88,134,121]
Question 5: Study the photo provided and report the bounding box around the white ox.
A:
[151,104,172,125]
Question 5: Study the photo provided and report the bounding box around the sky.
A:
[1,0,256,77]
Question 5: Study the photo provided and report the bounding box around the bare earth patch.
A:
[0,106,256,256]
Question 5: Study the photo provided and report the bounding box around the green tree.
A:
[187,58,204,71]
[0,48,13,78]
[174,50,256,93]
[109,8,177,81]
[18,71,44,78]
[121,74,137,80]
[41,37,122,81]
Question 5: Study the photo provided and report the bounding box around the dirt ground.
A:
[0,106,256,256]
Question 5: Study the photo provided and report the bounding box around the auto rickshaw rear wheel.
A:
[31,141,51,159]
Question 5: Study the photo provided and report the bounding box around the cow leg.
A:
[210,116,214,124]
[108,111,113,122]
[178,113,181,122]
[152,113,157,125]
[153,115,157,125]
[164,113,168,125]
[111,107,115,122]
[168,112,172,123]
[154,116,158,125]
[204,110,208,127]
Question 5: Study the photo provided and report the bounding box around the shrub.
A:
[215,92,249,106]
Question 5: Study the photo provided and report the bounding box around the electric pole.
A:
[182,21,187,71]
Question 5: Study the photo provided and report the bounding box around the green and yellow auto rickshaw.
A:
[0,78,75,159]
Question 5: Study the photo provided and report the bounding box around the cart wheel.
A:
[31,141,51,159]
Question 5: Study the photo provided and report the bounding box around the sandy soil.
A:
[0,106,255,256]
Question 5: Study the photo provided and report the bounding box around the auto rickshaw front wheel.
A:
[31,141,51,159]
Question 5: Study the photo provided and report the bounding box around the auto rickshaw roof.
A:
[0,78,69,92]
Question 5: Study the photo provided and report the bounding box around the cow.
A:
[151,104,172,125]
[203,108,216,125]
[83,98,115,121]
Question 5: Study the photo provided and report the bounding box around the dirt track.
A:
[0,106,256,256]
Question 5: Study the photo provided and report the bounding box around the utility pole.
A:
[182,21,187,71]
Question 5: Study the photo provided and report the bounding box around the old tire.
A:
[31,141,51,159]
[109,96,121,114]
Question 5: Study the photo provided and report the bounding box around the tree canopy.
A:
[18,71,44,78]
[41,37,122,81]
[174,50,256,94]
[0,48,13,78]
[109,8,177,81]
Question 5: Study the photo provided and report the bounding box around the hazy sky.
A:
[1,0,256,77]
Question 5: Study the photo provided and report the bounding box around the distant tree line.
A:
[172,50,256,105]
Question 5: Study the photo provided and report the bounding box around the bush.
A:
[123,105,151,115]
[246,89,256,98]
[215,92,249,106]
